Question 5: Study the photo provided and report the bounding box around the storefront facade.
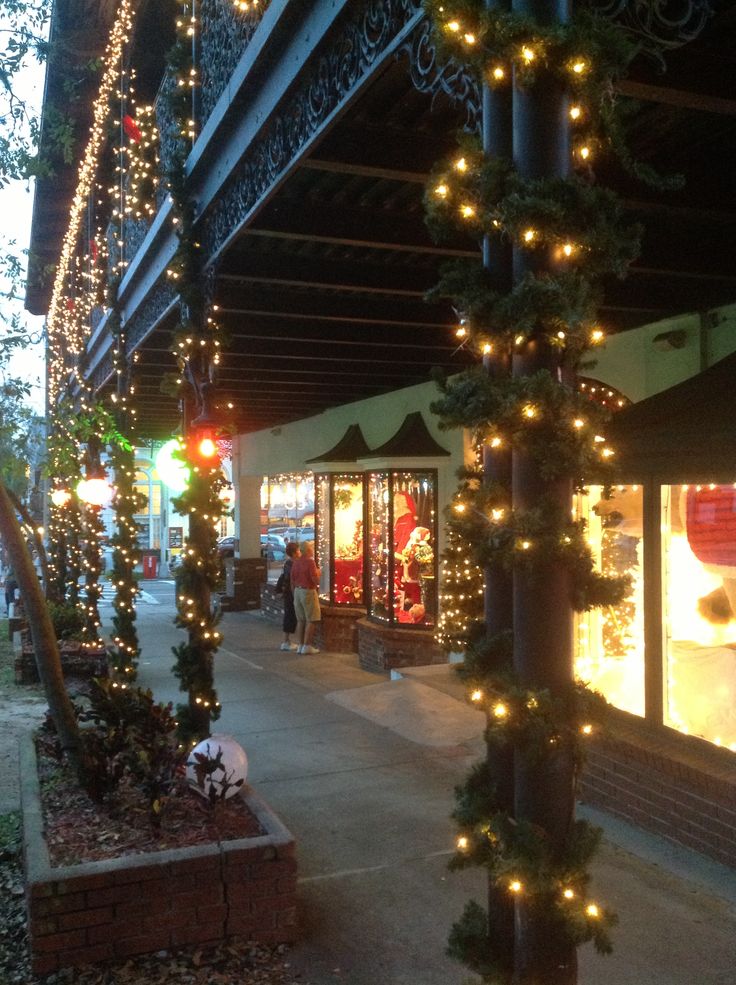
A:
[233,325,736,867]
[235,382,463,670]
[575,347,736,868]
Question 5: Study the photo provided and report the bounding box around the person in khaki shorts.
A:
[290,542,321,654]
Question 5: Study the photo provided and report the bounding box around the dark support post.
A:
[481,0,515,966]
[511,1,576,982]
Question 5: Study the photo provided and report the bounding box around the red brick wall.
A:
[580,711,736,868]
[313,605,365,653]
[16,645,108,685]
[260,585,284,626]
[25,786,298,975]
[356,618,445,674]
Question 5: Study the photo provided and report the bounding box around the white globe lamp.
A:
[186,734,248,800]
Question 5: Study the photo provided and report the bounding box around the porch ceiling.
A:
[127,4,736,439]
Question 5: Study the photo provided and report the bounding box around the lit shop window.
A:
[315,473,364,605]
[133,466,161,549]
[662,484,736,750]
[259,473,315,580]
[368,471,437,627]
[574,485,645,717]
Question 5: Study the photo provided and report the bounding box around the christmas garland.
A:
[418,0,670,977]
[162,6,230,744]
[107,288,146,679]
[423,0,681,191]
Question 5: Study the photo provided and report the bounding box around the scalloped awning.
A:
[366,412,449,459]
[305,424,372,464]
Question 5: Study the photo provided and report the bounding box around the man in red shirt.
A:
[290,541,321,654]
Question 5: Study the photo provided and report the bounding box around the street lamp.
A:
[77,477,114,508]
[50,488,72,508]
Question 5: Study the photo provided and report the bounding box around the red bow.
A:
[123,114,142,143]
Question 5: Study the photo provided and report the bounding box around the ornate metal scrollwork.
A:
[154,72,180,201]
[200,0,267,124]
[89,351,114,394]
[124,281,178,352]
[398,16,481,132]
[203,0,424,260]
[122,216,151,268]
[589,0,714,66]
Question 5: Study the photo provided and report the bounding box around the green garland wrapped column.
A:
[80,435,105,648]
[510,2,578,980]
[480,0,515,969]
[109,440,143,678]
[171,401,225,744]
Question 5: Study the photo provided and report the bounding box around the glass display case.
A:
[574,485,645,717]
[260,473,315,581]
[367,470,437,627]
[662,483,736,750]
[315,473,364,605]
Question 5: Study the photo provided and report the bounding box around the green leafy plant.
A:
[45,600,84,641]
[77,679,185,825]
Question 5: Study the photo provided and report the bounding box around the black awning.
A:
[607,351,736,481]
[367,412,450,458]
[305,424,372,464]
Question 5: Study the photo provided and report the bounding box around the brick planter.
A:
[580,710,736,869]
[16,643,108,685]
[356,618,445,674]
[313,604,365,654]
[260,584,283,626]
[20,738,298,974]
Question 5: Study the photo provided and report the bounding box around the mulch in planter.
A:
[36,740,265,868]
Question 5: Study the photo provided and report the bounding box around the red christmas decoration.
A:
[90,239,98,264]
[123,114,142,143]
[216,437,233,460]
[65,297,75,311]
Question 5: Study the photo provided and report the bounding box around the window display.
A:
[368,470,437,627]
[574,485,644,717]
[315,473,364,605]
[662,484,736,750]
[260,473,315,580]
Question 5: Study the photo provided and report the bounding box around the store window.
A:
[260,473,315,580]
[133,466,161,549]
[662,484,736,750]
[315,473,364,605]
[367,470,437,627]
[574,485,645,717]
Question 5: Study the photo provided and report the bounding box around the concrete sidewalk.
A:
[134,598,736,985]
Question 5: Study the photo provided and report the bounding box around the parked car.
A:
[217,536,239,558]
[294,526,315,543]
[260,533,286,562]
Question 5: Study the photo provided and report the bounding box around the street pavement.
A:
[124,583,736,985]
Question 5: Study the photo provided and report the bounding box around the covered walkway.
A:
[133,590,736,985]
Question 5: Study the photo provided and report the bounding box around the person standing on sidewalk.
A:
[279,542,300,651]
[290,541,321,654]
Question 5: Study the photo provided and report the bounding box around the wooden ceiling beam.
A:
[302,158,426,184]
[247,200,475,258]
[618,80,736,117]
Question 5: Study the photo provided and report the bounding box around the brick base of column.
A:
[355,618,445,674]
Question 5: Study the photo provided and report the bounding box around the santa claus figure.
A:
[393,490,421,611]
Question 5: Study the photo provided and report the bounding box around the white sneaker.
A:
[300,645,320,655]
[279,642,297,651]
